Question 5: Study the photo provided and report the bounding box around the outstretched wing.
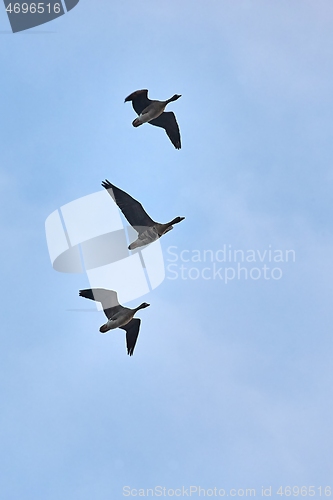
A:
[79,288,123,319]
[150,112,181,149]
[124,89,151,115]
[102,180,156,232]
[119,318,141,356]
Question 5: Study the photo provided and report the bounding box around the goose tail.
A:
[132,118,142,127]
[99,323,109,334]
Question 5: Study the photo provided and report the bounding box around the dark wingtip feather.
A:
[101,179,112,189]
[79,289,94,300]
[124,89,149,102]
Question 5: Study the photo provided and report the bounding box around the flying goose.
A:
[124,89,182,149]
[79,288,150,356]
[102,179,185,250]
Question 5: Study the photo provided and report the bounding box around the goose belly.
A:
[129,227,159,249]
[140,106,165,123]
[100,315,133,333]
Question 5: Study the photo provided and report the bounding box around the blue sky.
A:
[1,1,333,498]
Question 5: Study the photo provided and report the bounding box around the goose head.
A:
[168,216,185,226]
[167,94,182,103]
[162,216,185,235]
[137,302,150,310]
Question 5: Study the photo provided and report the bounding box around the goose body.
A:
[79,288,150,356]
[132,101,167,125]
[102,179,185,249]
[125,89,182,149]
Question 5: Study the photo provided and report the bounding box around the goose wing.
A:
[102,180,156,232]
[150,112,181,149]
[124,89,151,115]
[119,318,141,356]
[79,288,123,320]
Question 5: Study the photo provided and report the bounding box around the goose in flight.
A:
[79,288,150,356]
[124,89,182,149]
[102,179,185,250]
